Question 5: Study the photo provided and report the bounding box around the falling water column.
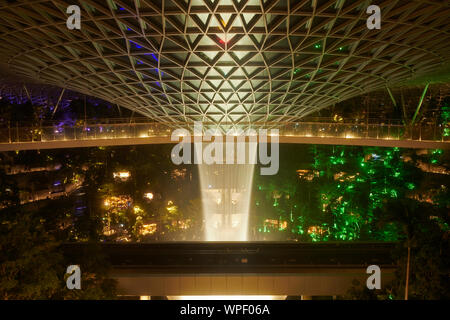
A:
[196,142,256,241]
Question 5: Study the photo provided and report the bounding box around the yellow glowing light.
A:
[308,225,327,235]
[178,219,192,230]
[167,206,177,214]
[144,192,154,200]
[113,171,131,180]
[140,223,157,235]
[102,195,132,211]
[265,219,276,225]
[133,206,143,214]
[103,227,115,236]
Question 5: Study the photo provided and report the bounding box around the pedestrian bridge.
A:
[63,242,397,297]
[0,118,448,151]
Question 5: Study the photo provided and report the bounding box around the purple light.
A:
[130,40,142,49]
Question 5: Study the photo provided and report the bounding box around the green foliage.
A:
[0,212,62,299]
[344,280,393,300]
[252,144,446,243]
[372,199,449,300]
[0,201,117,299]
[60,243,117,300]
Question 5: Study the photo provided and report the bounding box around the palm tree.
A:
[375,198,435,300]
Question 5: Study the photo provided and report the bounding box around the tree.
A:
[375,198,448,300]
[182,198,203,240]
[0,212,63,299]
[344,279,392,300]
[0,190,117,299]
[60,242,117,300]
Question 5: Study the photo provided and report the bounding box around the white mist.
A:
[196,142,256,241]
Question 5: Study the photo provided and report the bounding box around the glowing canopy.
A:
[0,0,449,124]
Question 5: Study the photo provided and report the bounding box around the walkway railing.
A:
[0,117,448,147]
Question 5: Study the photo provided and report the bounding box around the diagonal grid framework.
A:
[0,0,449,126]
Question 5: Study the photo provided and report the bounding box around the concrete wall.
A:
[113,268,396,296]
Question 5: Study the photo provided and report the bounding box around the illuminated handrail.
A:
[0,119,447,145]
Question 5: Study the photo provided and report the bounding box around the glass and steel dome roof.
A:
[0,0,449,124]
